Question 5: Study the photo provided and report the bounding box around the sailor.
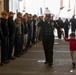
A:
[41,14,63,66]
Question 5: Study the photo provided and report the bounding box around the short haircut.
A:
[1,11,8,16]
[15,18,21,22]
[70,33,75,37]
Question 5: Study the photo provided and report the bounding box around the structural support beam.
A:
[4,0,9,12]
[60,0,64,10]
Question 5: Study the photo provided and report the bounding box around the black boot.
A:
[72,62,75,68]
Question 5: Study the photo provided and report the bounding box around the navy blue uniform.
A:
[70,16,76,33]
[41,19,62,66]
[56,18,64,39]
[0,18,9,63]
[8,16,15,59]
[26,20,32,48]
[64,19,70,38]
[32,19,36,44]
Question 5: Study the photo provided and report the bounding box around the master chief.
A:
[40,14,63,66]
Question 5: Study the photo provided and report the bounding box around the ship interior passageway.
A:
[0,38,76,75]
[0,0,76,75]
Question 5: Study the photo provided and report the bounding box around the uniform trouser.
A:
[36,27,39,42]
[26,31,32,47]
[42,37,54,64]
[1,36,9,62]
[23,34,28,50]
[64,29,69,38]
[71,26,76,33]
[57,29,62,39]
[14,35,21,56]
[20,34,24,53]
[38,28,41,41]
[32,30,36,44]
[8,36,14,58]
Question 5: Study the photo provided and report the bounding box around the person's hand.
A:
[62,32,64,37]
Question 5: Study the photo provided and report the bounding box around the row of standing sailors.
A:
[0,11,39,65]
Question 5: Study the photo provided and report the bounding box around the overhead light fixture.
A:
[19,0,22,1]
[60,0,64,10]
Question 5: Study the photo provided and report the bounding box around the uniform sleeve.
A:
[54,20,63,33]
